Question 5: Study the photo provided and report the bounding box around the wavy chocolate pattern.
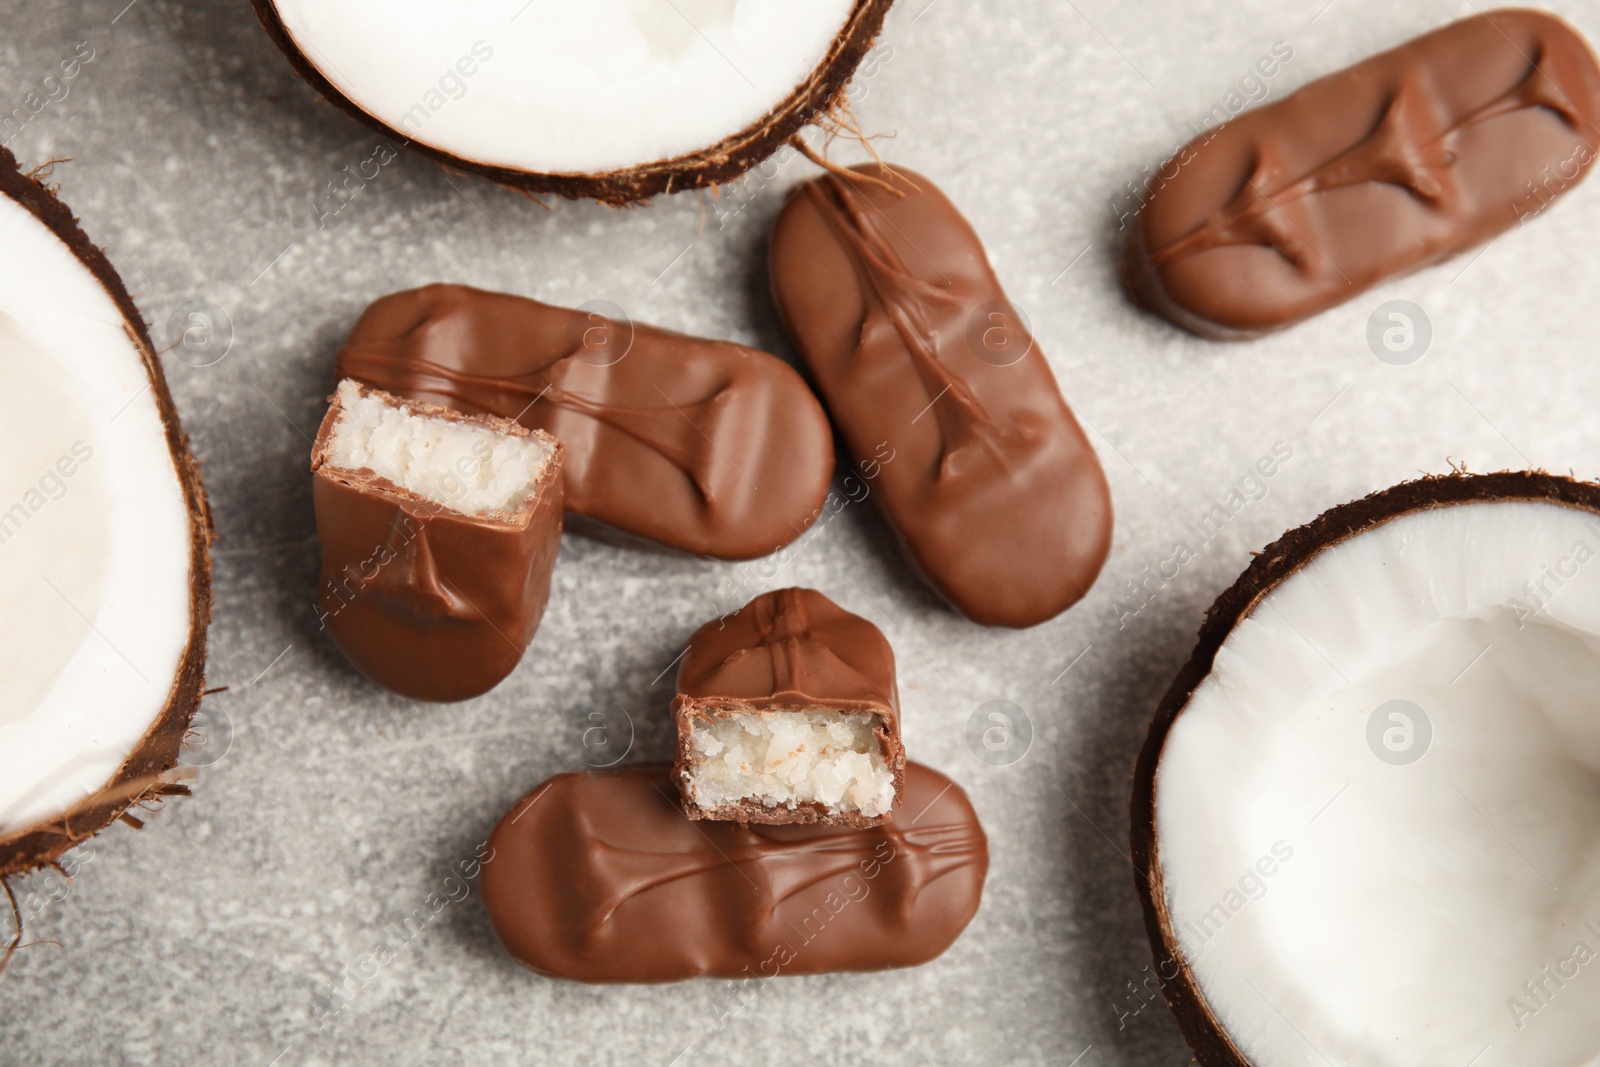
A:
[481,762,988,983]
[1126,9,1600,338]
[335,284,835,560]
[583,803,980,930]
[806,176,1010,476]
[1148,50,1587,271]
[686,587,889,706]
[770,165,1113,628]
[336,348,724,503]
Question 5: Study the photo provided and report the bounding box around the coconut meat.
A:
[324,379,556,518]
[270,0,856,175]
[686,709,896,817]
[0,193,194,839]
[1157,501,1600,1066]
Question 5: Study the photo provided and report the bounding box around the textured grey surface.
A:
[3,0,1600,1064]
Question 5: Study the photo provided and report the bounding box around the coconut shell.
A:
[248,0,895,206]
[1129,470,1600,1066]
[0,145,213,879]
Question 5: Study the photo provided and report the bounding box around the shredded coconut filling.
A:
[326,380,553,518]
[687,709,895,817]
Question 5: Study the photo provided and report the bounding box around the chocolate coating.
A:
[311,384,563,702]
[334,284,834,560]
[672,587,905,826]
[481,762,988,983]
[1125,8,1600,338]
[770,165,1113,627]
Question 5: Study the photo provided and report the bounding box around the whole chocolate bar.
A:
[334,283,834,560]
[1124,9,1600,338]
[312,380,563,702]
[480,762,987,983]
[672,588,905,827]
[770,165,1113,628]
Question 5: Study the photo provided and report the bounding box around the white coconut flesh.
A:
[686,710,896,817]
[270,0,856,175]
[324,379,556,519]
[0,192,194,838]
[1157,500,1600,1066]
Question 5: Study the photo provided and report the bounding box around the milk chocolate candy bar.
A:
[770,165,1113,628]
[335,283,834,560]
[672,588,904,827]
[1124,9,1600,339]
[480,762,987,983]
[311,379,563,702]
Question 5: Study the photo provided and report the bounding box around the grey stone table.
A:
[3,0,1598,1064]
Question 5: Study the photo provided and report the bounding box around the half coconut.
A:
[0,147,211,885]
[1134,472,1600,1066]
[251,0,894,204]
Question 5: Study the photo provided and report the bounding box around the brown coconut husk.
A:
[0,144,213,882]
[1129,470,1600,1065]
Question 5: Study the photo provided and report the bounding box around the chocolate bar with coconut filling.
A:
[334,283,834,561]
[672,587,904,827]
[311,379,563,702]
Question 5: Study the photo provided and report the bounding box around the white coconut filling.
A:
[326,380,554,518]
[686,709,895,817]
[1157,501,1600,1067]
[0,197,193,837]
[271,0,855,174]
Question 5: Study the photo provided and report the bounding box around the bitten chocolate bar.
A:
[311,379,563,702]
[480,762,988,983]
[672,588,905,827]
[1123,9,1600,338]
[334,283,835,560]
[770,165,1113,628]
